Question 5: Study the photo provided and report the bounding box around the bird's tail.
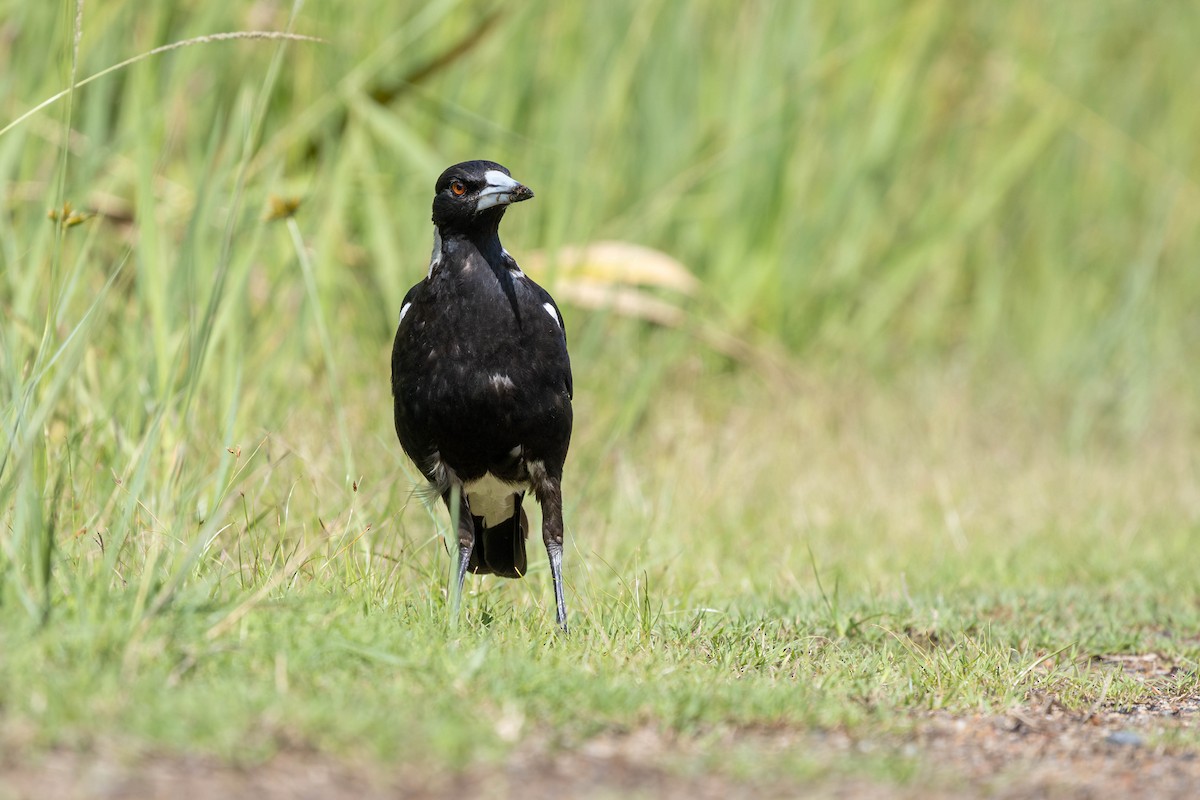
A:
[467,501,529,579]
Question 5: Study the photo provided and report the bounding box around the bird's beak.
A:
[476,169,534,212]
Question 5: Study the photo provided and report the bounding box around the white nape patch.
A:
[399,302,412,323]
[465,473,520,528]
[489,373,516,392]
[476,170,523,212]
[426,228,443,279]
[543,302,562,329]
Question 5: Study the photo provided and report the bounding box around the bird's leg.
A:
[539,480,569,634]
[446,484,474,622]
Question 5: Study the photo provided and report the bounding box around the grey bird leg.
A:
[540,480,569,633]
[445,487,475,620]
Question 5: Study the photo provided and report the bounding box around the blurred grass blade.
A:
[0,32,324,140]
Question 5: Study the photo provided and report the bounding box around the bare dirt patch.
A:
[5,704,1198,800]
[915,694,1200,797]
[5,656,1198,800]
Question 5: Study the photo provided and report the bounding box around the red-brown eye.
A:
[450,180,466,196]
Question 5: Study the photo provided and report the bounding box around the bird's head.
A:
[431,160,534,236]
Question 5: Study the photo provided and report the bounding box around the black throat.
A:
[440,217,523,327]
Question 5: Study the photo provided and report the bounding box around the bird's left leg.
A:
[532,470,569,634]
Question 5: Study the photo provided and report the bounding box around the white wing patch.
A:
[543,302,562,329]
[399,302,412,323]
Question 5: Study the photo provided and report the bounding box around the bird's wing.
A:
[397,281,422,325]
[524,280,573,400]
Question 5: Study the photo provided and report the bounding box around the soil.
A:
[4,656,1198,799]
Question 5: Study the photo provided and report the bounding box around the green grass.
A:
[2,0,1200,788]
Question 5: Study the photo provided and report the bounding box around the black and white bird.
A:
[391,160,573,631]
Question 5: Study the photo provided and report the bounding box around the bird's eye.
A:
[450,180,466,196]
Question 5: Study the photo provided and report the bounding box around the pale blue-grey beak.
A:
[476,169,534,212]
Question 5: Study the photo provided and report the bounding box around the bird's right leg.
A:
[444,484,475,621]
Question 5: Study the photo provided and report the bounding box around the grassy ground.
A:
[3,1,1199,795]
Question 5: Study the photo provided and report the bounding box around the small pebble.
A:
[1105,730,1144,747]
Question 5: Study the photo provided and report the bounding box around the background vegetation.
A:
[2,0,1198,788]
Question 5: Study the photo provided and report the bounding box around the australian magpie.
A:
[391,160,573,631]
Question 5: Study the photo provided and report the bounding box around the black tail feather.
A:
[467,496,528,579]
